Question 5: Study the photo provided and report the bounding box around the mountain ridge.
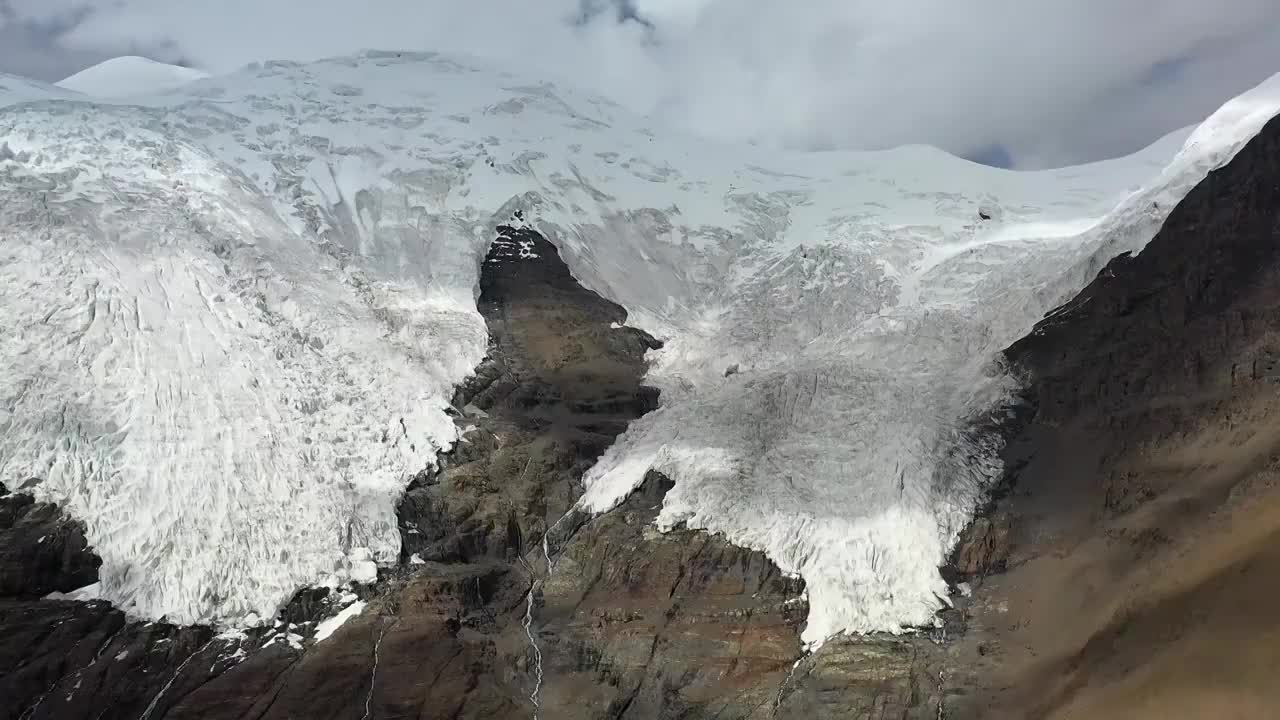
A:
[0,51,1278,645]
[7,121,1280,713]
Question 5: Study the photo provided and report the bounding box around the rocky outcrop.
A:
[396,221,662,571]
[0,483,98,597]
[948,512,1013,578]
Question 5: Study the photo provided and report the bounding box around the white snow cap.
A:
[1,51,1278,644]
[55,56,210,98]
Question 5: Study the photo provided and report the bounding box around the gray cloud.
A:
[0,0,196,81]
[1,0,1278,168]
[0,3,108,81]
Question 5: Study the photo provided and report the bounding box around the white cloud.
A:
[3,0,1280,167]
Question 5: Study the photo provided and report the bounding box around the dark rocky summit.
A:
[6,110,1280,718]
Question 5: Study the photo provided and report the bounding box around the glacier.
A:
[1,52,1278,642]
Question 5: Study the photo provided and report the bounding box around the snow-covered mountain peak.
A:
[2,51,1278,643]
[55,56,211,98]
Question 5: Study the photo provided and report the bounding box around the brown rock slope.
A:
[947,113,1280,719]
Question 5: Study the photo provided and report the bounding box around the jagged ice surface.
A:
[1,53,1278,640]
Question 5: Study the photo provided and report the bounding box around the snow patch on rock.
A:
[314,600,367,642]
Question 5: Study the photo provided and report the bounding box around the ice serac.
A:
[1,52,1278,642]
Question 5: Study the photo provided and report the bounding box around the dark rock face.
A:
[538,469,953,719]
[0,483,215,720]
[1008,122,1280,428]
[0,494,353,720]
[536,472,804,717]
[948,512,1012,578]
[396,224,661,569]
[942,114,1280,718]
[0,484,99,597]
[0,602,216,720]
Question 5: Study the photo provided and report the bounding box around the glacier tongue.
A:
[1,52,1278,639]
[579,72,1280,647]
[0,99,487,625]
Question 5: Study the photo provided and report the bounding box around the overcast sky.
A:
[2,0,1279,169]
